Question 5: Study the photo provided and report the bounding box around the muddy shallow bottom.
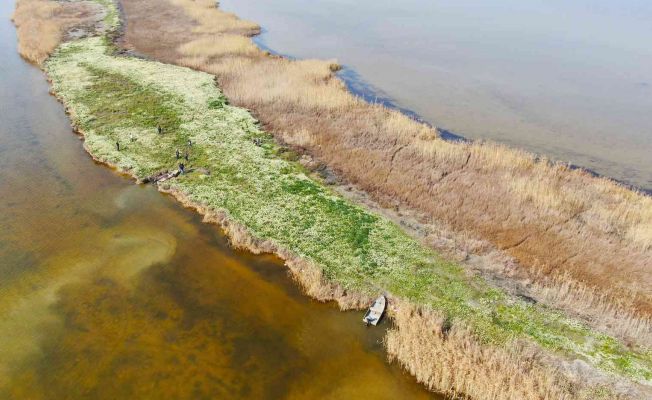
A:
[0,1,437,398]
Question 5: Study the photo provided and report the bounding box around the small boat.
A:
[363,295,386,326]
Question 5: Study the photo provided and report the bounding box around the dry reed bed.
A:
[12,0,103,64]
[385,300,640,400]
[338,169,652,347]
[119,0,652,331]
[528,271,652,347]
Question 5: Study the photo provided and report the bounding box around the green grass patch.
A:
[82,65,183,133]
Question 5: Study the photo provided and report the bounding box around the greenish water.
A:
[0,1,437,398]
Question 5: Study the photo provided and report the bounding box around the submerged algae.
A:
[44,6,651,386]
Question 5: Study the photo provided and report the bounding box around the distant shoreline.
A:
[340,65,652,196]
[250,27,651,196]
[225,0,652,192]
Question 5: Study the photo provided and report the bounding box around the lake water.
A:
[221,0,652,190]
[0,1,437,398]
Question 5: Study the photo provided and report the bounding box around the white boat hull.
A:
[363,295,386,326]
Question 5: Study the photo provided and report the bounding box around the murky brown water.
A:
[221,0,652,190]
[0,1,437,398]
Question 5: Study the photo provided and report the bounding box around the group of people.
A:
[176,139,193,173]
[114,125,194,175]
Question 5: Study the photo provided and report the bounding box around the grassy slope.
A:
[45,4,651,387]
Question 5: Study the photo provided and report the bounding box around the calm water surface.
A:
[0,1,437,398]
[222,0,652,189]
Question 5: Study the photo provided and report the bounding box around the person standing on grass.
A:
[116,141,120,151]
[157,125,162,135]
[176,148,180,159]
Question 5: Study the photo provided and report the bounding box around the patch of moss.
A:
[82,65,183,133]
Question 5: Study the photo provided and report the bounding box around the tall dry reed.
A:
[385,300,636,400]
[528,271,652,347]
[12,0,99,65]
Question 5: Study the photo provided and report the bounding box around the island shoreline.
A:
[10,0,652,398]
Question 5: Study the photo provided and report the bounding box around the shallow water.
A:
[0,1,437,398]
[221,0,652,190]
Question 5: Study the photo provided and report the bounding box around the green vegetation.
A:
[95,0,120,30]
[45,2,651,385]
